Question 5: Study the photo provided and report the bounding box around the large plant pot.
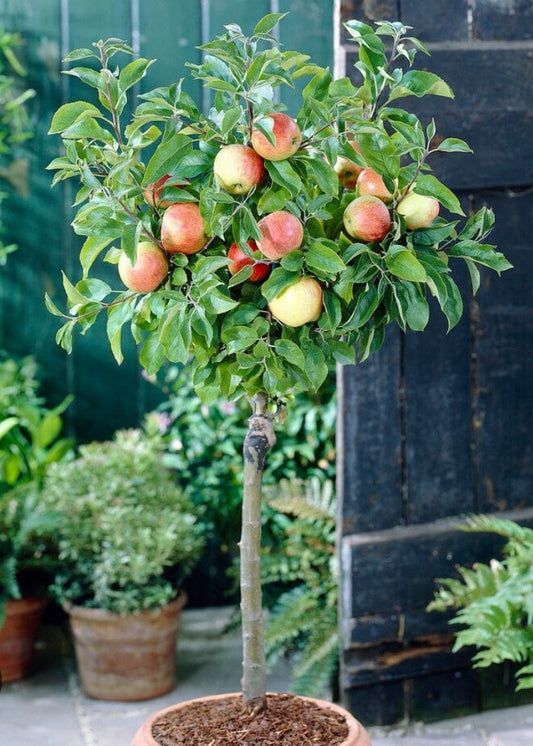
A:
[130,692,372,746]
[67,593,186,701]
[0,597,47,683]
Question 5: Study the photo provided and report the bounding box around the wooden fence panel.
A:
[338,0,533,726]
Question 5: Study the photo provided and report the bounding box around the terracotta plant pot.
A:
[130,691,372,746]
[67,593,186,701]
[0,597,47,683]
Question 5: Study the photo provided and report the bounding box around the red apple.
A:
[268,276,323,327]
[256,211,304,260]
[251,112,302,161]
[356,168,393,203]
[396,192,440,230]
[143,175,174,208]
[227,241,270,282]
[118,241,169,293]
[343,195,391,243]
[334,141,364,189]
[160,202,207,255]
[213,144,264,194]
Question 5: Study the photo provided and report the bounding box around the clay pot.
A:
[130,691,372,746]
[0,597,47,683]
[66,593,186,701]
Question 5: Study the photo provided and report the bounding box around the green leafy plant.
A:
[41,421,205,615]
[262,478,338,698]
[0,355,73,626]
[45,14,510,713]
[428,515,533,691]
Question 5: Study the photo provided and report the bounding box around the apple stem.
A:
[240,390,276,713]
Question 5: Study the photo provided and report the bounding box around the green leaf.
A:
[396,282,429,331]
[385,249,427,282]
[342,284,380,331]
[274,339,307,371]
[305,242,345,275]
[265,160,302,198]
[0,416,18,441]
[221,106,244,135]
[302,156,339,197]
[221,326,258,354]
[448,241,513,273]
[435,137,472,154]
[415,173,465,216]
[80,236,115,277]
[119,57,154,93]
[201,288,238,315]
[389,71,454,101]
[143,133,193,184]
[357,130,401,178]
[301,340,329,390]
[63,66,101,89]
[48,100,102,134]
[261,267,301,302]
[106,298,134,364]
[253,13,287,35]
[139,332,166,374]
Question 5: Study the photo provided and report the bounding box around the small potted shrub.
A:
[41,418,205,701]
[46,12,510,745]
[0,354,73,682]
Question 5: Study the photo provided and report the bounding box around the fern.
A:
[428,514,533,690]
[262,478,338,698]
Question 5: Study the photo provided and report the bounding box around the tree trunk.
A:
[240,391,276,713]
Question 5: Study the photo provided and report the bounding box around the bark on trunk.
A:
[240,391,276,713]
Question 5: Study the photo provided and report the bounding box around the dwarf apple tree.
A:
[46,15,511,713]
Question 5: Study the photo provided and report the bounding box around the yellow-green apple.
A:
[251,112,302,161]
[396,192,440,230]
[334,141,364,189]
[118,241,168,292]
[343,195,391,243]
[160,202,207,254]
[256,210,304,259]
[356,168,393,203]
[213,144,264,194]
[227,241,270,282]
[268,276,323,327]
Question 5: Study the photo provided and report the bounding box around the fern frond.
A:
[516,663,533,691]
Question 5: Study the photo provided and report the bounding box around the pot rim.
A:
[130,691,371,746]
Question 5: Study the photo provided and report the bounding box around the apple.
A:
[118,241,168,293]
[396,192,440,230]
[256,211,304,259]
[143,174,175,208]
[343,195,391,243]
[268,276,323,327]
[356,168,393,203]
[334,141,364,189]
[227,241,270,282]
[251,112,302,161]
[160,202,207,254]
[213,144,264,194]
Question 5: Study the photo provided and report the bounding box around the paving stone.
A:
[2,608,533,745]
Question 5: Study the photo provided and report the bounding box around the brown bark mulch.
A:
[152,692,350,745]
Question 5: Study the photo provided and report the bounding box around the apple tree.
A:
[45,15,511,713]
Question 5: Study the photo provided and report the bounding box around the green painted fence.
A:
[0,0,334,441]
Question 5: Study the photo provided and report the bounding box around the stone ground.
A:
[1,606,532,746]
